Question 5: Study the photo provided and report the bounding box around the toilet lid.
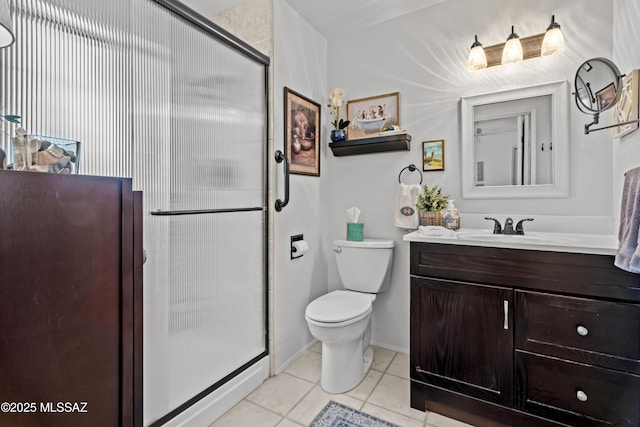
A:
[306,291,372,323]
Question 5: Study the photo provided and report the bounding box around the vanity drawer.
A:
[515,291,640,373]
[515,351,640,427]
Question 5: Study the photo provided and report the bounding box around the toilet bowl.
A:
[305,239,394,393]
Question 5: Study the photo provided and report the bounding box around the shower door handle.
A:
[275,150,289,212]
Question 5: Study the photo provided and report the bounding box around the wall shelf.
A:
[329,133,411,156]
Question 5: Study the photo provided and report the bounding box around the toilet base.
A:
[320,340,373,394]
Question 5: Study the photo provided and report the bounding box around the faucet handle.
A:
[515,218,534,235]
[484,217,502,234]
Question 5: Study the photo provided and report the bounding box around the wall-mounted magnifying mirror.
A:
[574,57,640,134]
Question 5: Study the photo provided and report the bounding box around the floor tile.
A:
[346,368,383,401]
[387,352,409,379]
[367,374,426,422]
[310,341,322,353]
[426,411,476,427]
[209,400,281,427]
[287,384,364,426]
[246,372,314,416]
[371,346,396,372]
[284,350,322,383]
[277,419,304,427]
[361,403,424,427]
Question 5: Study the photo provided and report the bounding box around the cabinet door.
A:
[411,277,513,406]
[0,171,141,427]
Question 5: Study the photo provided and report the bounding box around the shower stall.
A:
[0,0,269,425]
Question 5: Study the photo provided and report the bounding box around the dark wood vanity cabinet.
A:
[0,171,143,427]
[410,242,640,427]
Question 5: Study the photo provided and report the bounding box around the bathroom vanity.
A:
[404,231,640,427]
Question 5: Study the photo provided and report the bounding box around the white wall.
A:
[273,0,329,372]
[613,0,640,231]
[325,0,616,352]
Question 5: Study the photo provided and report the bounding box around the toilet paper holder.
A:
[291,234,307,259]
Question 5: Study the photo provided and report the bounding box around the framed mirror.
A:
[461,81,570,199]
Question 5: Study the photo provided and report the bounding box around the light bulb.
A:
[541,15,565,56]
[466,35,487,71]
[501,26,523,65]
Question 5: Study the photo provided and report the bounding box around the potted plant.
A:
[327,87,350,142]
[416,184,449,226]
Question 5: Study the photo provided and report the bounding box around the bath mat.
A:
[310,401,400,427]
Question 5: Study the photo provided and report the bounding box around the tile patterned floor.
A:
[210,344,475,427]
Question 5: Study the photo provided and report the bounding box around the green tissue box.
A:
[347,223,364,241]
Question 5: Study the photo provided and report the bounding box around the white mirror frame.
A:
[461,81,570,199]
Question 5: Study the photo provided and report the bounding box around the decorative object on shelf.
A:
[0,0,15,48]
[613,69,639,138]
[284,87,321,176]
[466,15,565,71]
[346,92,399,140]
[330,128,346,142]
[328,87,350,143]
[574,58,640,134]
[416,184,449,226]
[10,128,80,174]
[422,140,444,171]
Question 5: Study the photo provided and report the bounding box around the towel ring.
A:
[398,164,423,184]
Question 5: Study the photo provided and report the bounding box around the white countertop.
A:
[403,228,619,255]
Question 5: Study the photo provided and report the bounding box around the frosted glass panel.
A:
[166,211,265,408]
[1,1,267,425]
[0,0,133,177]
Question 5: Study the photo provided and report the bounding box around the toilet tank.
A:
[334,238,395,293]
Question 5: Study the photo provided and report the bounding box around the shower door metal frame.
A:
[149,1,270,425]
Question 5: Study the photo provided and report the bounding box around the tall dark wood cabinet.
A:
[409,242,640,427]
[0,170,143,427]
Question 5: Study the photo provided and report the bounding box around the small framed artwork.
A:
[346,92,399,140]
[596,83,616,110]
[614,69,639,138]
[284,87,321,176]
[422,140,444,171]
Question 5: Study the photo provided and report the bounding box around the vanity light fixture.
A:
[0,0,14,48]
[501,26,523,65]
[468,16,564,71]
[541,15,565,56]
[466,35,488,71]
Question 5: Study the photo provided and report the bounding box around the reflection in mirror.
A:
[474,95,552,187]
[573,57,640,134]
[461,81,570,199]
[575,57,621,114]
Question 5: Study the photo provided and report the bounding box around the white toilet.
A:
[305,238,394,393]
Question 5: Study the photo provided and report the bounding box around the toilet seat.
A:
[305,290,373,326]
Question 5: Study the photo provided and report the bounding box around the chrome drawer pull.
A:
[576,325,589,336]
[503,300,509,330]
[576,390,588,402]
[333,246,342,253]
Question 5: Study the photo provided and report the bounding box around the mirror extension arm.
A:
[584,112,640,134]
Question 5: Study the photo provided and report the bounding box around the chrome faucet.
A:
[484,217,534,235]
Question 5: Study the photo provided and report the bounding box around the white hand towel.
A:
[615,167,640,273]
[394,184,420,229]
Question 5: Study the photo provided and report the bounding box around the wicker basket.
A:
[419,210,443,226]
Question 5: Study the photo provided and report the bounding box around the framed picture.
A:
[614,69,639,138]
[596,83,616,110]
[346,92,399,140]
[422,140,444,171]
[284,87,321,176]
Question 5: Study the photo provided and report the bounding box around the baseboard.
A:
[371,340,408,355]
[164,356,270,427]
[274,339,318,375]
